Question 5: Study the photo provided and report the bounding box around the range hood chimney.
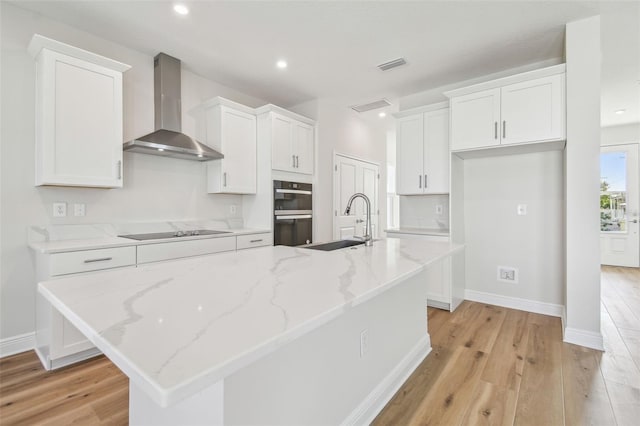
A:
[123,53,223,161]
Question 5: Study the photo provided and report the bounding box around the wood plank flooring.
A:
[0,266,637,425]
[375,265,640,426]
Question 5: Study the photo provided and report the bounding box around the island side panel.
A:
[129,380,224,426]
[223,268,430,425]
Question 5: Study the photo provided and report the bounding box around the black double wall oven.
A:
[273,180,312,246]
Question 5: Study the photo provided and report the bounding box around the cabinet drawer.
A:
[237,233,272,250]
[50,246,136,276]
[137,236,236,264]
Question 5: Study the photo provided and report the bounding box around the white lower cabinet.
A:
[236,232,272,250]
[137,236,236,264]
[35,246,136,370]
[34,232,271,370]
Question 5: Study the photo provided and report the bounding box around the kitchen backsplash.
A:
[399,194,450,230]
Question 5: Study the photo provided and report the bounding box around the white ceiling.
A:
[12,0,639,127]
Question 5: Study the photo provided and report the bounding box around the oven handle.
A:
[275,188,312,195]
[275,214,312,220]
[274,210,312,215]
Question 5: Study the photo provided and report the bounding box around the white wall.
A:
[291,99,389,243]
[463,151,564,305]
[0,3,268,341]
[601,123,640,146]
[564,16,602,348]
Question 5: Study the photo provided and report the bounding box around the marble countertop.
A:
[29,228,271,254]
[38,238,463,408]
[385,227,450,237]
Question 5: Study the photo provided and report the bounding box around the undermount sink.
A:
[303,239,365,251]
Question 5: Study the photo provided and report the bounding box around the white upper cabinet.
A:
[396,104,449,195]
[500,74,565,145]
[293,121,314,175]
[28,35,131,188]
[449,88,500,151]
[195,98,257,194]
[265,109,314,175]
[447,64,566,153]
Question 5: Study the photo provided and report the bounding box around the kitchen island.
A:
[38,238,464,425]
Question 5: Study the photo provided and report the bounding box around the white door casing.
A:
[333,154,380,240]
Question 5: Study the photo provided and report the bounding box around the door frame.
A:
[600,142,640,267]
[332,151,381,240]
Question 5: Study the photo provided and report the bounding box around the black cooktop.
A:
[118,230,232,241]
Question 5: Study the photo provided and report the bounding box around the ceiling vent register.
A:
[351,99,392,113]
[377,58,407,71]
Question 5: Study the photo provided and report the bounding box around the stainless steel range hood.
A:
[123,53,223,161]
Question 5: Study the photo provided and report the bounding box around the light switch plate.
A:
[74,203,86,217]
[517,204,527,216]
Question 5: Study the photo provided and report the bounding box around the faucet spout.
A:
[344,193,373,246]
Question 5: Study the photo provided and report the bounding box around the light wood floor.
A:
[375,265,640,426]
[1,266,638,425]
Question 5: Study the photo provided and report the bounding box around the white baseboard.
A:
[563,327,604,351]
[464,289,564,318]
[0,332,35,358]
[341,335,431,426]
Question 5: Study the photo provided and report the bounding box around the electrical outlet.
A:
[436,204,443,215]
[497,266,519,283]
[73,203,86,217]
[517,204,527,216]
[229,204,237,215]
[360,329,369,358]
[53,202,67,217]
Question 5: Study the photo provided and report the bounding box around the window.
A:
[600,151,627,232]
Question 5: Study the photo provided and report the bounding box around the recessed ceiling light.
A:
[197,154,203,158]
[276,60,288,69]
[615,109,626,115]
[158,148,165,152]
[379,112,387,118]
[173,4,189,15]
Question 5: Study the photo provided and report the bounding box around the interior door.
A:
[333,154,380,240]
[600,144,639,267]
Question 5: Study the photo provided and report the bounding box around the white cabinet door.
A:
[207,106,257,194]
[272,114,295,172]
[450,88,501,151]
[50,310,95,359]
[396,114,424,195]
[293,122,314,175]
[423,108,450,194]
[35,50,127,188]
[271,114,314,175]
[500,74,565,145]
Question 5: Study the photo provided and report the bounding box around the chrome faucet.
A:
[344,193,373,246]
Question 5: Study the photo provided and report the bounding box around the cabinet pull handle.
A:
[223,172,227,187]
[295,155,299,168]
[250,239,263,243]
[503,121,506,139]
[117,160,122,180]
[292,155,296,168]
[424,174,428,188]
[419,175,422,188]
[494,122,498,139]
[84,257,113,263]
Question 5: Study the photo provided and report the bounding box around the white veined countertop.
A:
[38,237,464,408]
